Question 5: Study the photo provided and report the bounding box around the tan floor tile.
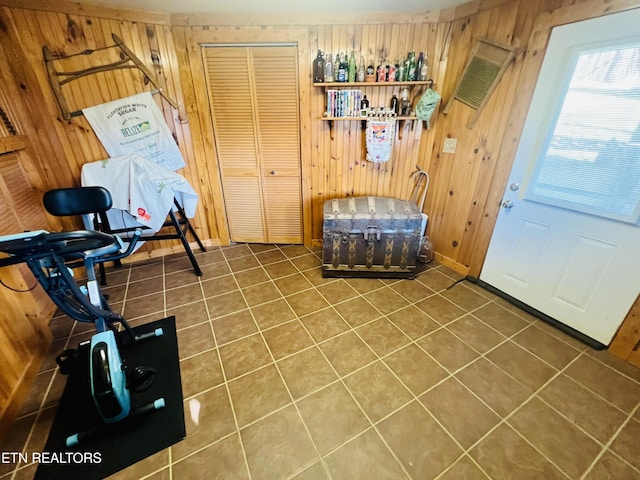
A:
[172,385,236,461]
[241,282,282,307]
[234,267,270,288]
[286,289,330,317]
[129,262,163,281]
[218,334,273,380]
[123,292,165,319]
[416,269,458,292]
[564,355,640,413]
[241,405,318,480]
[177,322,215,359]
[299,308,350,342]
[206,290,248,320]
[509,398,602,478]
[389,278,435,303]
[290,461,330,480]
[180,349,224,398]
[323,429,407,480]
[456,358,530,417]
[127,275,165,298]
[262,320,314,360]
[472,302,530,337]
[356,318,411,356]
[227,364,291,428]
[201,274,238,298]
[194,248,225,265]
[531,318,589,351]
[420,377,500,448]
[301,267,339,286]
[387,305,440,340]
[277,347,338,399]
[222,244,253,260]
[363,286,411,315]
[585,349,640,383]
[486,341,557,392]
[280,245,313,258]
[319,331,377,377]
[296,382,370,455]
[470,424,566,480]
[167,301,209,330]
[333,297,382,327]
[290,254,323,271]
[384,344,448,395]
[378,400,462,478]
[228,255,261,272]
[255,249,287,265]
[584,451,640,480]
[249,244,277,253]
[173,433,249,480]
[343,361,413,423]
[447,314,507,354]
[212,309,257,346]
[251,298,297,330]
[316,279,359,304]
[538,374,628,443]
[610,418,640,471]
[513,324,582,370]
[438,455,489,480]
[274,273,314,296]
[440,283,491,311]
[200,261,232,278]
[417,329,480,373]
[263,260,298,279]
[415,294,466,324]
[342,277,385,294]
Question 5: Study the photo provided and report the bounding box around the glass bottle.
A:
[407,51,417,81]
[390,94,399,115]
[324,53,334,82]
[348,51,357,83]
[337,53,348,82]
[360,94,370,116]
[357,57,366,82]
[415,52,424,81]
[420,53,428,81]
[335,53,342,82]
[313,50,325,83]
[366,59,376,82]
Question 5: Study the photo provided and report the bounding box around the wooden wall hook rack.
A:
[43,33,178,120]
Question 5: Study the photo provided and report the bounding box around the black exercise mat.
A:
[35,316,185,480]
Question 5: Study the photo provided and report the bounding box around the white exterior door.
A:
[480,9,640,346]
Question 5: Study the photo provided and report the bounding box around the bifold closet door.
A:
[204,45,302,244]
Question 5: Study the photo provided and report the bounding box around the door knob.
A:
[502,200,514,209]
[509,183,519,191]
[270,170,276,175]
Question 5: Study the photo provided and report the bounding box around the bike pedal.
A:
[55,348,79,375]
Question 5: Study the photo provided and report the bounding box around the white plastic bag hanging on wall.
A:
[365,117,396,163]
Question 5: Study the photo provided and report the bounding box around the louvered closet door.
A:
[204,46,302,244]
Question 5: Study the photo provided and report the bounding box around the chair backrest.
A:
[43,187,113,217]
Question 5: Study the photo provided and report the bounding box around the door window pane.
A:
[526,43,640,223]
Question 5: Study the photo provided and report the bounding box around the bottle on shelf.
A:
[377,60,387,82]
[337,53,348,82]
[313,50,325,83]
[366,60,376,82]
[348,51,357,83]
[357,57,366,82]
[402,52,410,81]
[390,94,399,115]
[360,94,370,116]
[324,53,334,82]
[388,59,397,83]
[419,53,428,81]
[407,51,417,81]
[400,87,411,115]
[415,52,424,82]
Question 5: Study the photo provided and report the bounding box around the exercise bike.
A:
[0,228,165,446]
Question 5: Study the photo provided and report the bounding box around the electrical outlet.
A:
[443,138,457,154]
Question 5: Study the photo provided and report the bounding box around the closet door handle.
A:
[270,170,276,175]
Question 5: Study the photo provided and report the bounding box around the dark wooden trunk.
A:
[322,196,423,279]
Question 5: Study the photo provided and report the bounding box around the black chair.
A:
[43,186,115,285]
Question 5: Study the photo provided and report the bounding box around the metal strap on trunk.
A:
[331,233,341,267]
[384,237,394,269]
[400,234,410,269]
[348,234,357,268]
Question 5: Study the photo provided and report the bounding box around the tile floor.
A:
[2,243,640,480]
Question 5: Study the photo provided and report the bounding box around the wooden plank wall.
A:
[0,4,219,254]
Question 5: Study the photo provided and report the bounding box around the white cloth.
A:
[81,154,198,234]
[82,92,185,171]
[365,118,396,163]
